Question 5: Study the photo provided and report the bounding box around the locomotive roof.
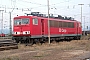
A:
[14,15,80,23]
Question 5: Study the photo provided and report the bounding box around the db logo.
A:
[59,28,67,32]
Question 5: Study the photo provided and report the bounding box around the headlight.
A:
[14,32,20,34]
[23,31,30,34]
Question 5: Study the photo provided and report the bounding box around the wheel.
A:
[26,39,33,46]
[78,37,81,40]
[16,40,19,43]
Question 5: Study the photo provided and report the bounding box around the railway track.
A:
[0,39,18,51]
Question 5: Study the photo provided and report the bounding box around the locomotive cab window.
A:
[68,22,74,28]
[33,18,38,25]
[22,18,29,24]
[14,19,21,25]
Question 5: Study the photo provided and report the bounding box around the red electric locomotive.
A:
[12,12,82,45]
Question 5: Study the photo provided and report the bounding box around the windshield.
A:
[14,18,29,25]
[14,19,21,25]
[22,19,29,24]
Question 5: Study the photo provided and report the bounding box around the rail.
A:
[0,37,12,39]
[0,39,18,51]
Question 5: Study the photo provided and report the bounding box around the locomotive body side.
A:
[49,19,82,40]
[30,17,48,38]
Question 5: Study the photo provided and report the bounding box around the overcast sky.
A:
[0,0,90,32]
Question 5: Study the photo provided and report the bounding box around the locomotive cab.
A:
[12,16,31,43]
